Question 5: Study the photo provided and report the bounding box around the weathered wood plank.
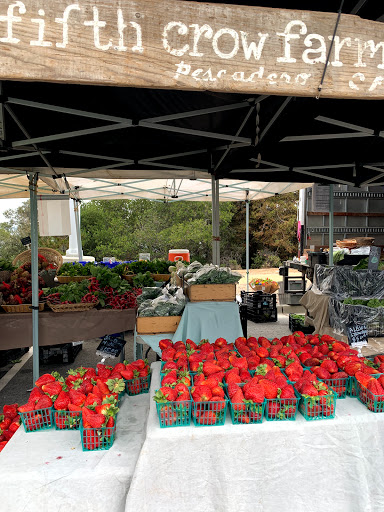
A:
[0,0,383,98]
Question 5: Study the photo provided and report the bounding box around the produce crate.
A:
[136,316,182,334]
[192,398,228,426]
[228,399,265,424]
[155,393,192,428]
[53,409,81,430]
[264,396,300,421]
[80,420,116,451]
[39,342,82,365]
[289,314,315,335]
[297,389,337,420]
[356,380,384,412]
[241,292,277,323]
[186,283,236,302]
[318,376,349,399]
[125,372,152,396]
[19,406,54,432]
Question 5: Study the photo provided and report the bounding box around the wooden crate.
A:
[136,316,181,334]
[186,283,236,302]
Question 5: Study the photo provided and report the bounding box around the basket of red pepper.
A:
[0,263,46,312]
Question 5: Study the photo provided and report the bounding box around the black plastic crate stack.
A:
[39,343,82,365]
[241,291,277,323]
[288,314,315,334]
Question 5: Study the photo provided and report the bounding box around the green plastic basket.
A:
[19,406,54,432]
[356,380,384,412]
[155,393,192,428]
[125,372,152,396]
[54,409,81,430]
[297,389,337,420]
[80,419,116,451]
[229,399,265,424]
[264,396,299,421]
[192,398,228,426]
[348,373,380,397]
[318,376,349,399]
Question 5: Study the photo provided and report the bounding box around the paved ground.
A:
[0,313,292,410]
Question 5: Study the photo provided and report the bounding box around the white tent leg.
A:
[73,199,83,261]
[211,176,217,264]
[29,173,40,384]
[215,178,220,265]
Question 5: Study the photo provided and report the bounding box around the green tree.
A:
[0,201,68,261]
[80,199,235,262]
[230,192,299,266]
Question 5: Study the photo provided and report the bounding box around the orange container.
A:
[168,249,190,262]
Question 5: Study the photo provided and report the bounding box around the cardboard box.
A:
[136,316,181,334]
[186,283,236,302]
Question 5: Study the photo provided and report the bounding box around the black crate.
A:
[288,314,315,334]
[240,292,277,323]
[39,343,82,365]
[239,304,248,338]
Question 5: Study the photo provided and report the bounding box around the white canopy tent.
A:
[0,171,311,382]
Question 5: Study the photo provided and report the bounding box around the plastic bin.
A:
[125,372,152,396]
[228,399,265,424]
[297,389,337,420]
[264,396,300,421]
[80,420,116,451]
[289,314,315,335]
[240,292,277,323]
[54,409,81,430]
[318,376,349,399]
[155,393,192,428]
[19,406,54,432]
[356,380,384,412]
[192,398,228,426]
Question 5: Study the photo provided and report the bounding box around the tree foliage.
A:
[0,194,299,267]
[0,202,68,260]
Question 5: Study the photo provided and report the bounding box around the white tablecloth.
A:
[126,362,384,512]
[0,394,149,512]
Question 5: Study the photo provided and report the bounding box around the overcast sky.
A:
[0,198,26,222]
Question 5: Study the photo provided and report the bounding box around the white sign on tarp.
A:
[38,197,71,236]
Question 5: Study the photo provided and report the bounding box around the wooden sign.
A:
[368,246,381,270]
[346,322,368,347]
[0,0,383,98]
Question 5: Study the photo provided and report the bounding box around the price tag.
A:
[346,323,368,348]
[96,333,126,359]
[368,246,381,270]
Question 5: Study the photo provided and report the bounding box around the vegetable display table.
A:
[134,301,243,358]
[0,308,136,350]
[125,362,384,512]
[0,394,148,512]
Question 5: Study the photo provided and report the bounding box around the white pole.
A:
[215,179,220,265]
[29,174,40,384]
[211,176,217,265]
[73,199,83,261]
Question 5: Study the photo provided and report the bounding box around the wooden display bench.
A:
[185,283,236,302]
[136,316,181,334]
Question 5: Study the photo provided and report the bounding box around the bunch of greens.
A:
[354,258,384,270]
[290,313,306,325]
[343,298,384,307]
[0,259,15,272]
[89,265,122,288]
[187,265,241,285]
[133,272,155,288]
[58,262,96,276]
[122,259,173,275]
[46,280,90,303]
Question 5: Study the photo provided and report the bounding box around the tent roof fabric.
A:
[0,0,382,194]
